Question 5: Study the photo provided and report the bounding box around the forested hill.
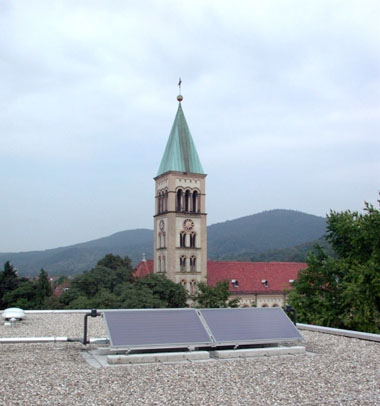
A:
[0,229,153,277]
[0,209,326,276]
[207,209,326,258]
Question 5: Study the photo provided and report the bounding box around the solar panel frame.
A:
[200,307,303,346]
[103,309,213,350]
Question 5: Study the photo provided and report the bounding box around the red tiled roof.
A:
[134,259,307,294]
[207,261,307,294]
[134,259,154,278]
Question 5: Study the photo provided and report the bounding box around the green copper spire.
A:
[157,98,205,176]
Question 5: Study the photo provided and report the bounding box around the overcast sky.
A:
[1,0,379,252]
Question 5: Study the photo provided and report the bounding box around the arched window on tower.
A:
[176,189,183,212]
[164,190,168,212]
[158,232,162,248]
[190,280,197,295]
[185,190,191,212]
[162,232,166,248]
[190,256,196,272]
[180,232,186,248]
[180,255,186,272]
[190,232,196,248]
[162,256,166,272]
[192,191,199,213]
[158,256,161,272]
[157,192,161,214]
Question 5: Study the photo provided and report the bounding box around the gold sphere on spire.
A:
[177,94,183,102]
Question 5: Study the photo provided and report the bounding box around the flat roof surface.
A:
[1,313,379,405]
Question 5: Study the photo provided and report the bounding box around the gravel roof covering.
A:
[1,312,379,405]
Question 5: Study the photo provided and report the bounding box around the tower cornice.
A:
[154,170,207,181]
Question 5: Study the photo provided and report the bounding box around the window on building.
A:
[180,232,186,248]
[190,280,197,295]
[190,232,196,248]
[185,190,191,212]
[158,256,161,272]
[190,256,196,272]
[164,190,168,212]
[162,256,166,272]
[157,192,161,214]
[176,189,183,212]
[180,255,186,272]
[192,191,199,213]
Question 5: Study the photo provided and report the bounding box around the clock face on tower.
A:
[183,218,194,231]
[159,220,165,231]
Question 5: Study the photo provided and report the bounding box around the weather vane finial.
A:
[177,77,183,102]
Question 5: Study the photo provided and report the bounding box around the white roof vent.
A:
[231,279,239,287]
[261,280,269,287]
[2,308,25,321]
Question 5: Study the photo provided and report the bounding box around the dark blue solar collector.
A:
[104,309,212,349]
[200,307,303,345]
[103,307,303,351]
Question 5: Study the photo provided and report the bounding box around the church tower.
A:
[154,92,207,295]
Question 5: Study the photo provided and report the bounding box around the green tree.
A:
[134,273,187,308]
[89,289,121,309]
[67,254,134,300]
[287,247,346,327]
[59,254,189,309]
[59,286,82,307]
[195,280,240,308]
[114,283,164,308]
[97,254,133,273]
[289,200,380,333]
[42,295,63,310]
[35,269,53,307]
[66,295,94,310]
[0,261,19,308]
[2,279,37,309]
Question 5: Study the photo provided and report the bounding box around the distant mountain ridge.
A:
[0,229,153,277]
[208,209,326,257]
[0,209,326,276]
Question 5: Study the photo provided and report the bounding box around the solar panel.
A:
[104,309,212,349]
[103,307,303,351]
[200,307,303,345]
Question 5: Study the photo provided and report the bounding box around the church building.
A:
[135,90,307,307]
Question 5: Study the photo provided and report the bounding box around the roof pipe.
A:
[0,337,70,344]
[83,309,102,345]
[0,337,109,344]
[0,308,107,346]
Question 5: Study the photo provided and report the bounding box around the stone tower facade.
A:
[153,97,207,294]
